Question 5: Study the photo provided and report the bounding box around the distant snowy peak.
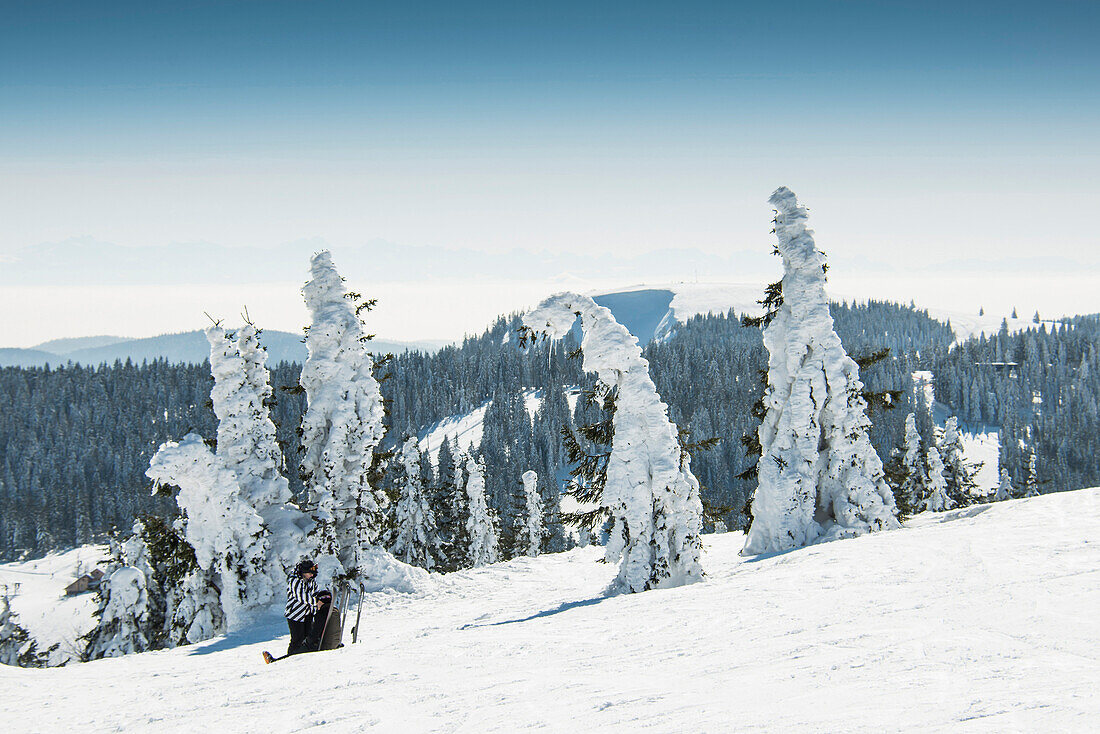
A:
[590,283,766,343]
[589,282,1044,345]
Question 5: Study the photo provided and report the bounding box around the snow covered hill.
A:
[0,545,109,666]
[3,489,1097,733]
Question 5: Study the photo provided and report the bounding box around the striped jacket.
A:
[285,574,318,622]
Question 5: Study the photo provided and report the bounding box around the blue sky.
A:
[1,1,1098,342]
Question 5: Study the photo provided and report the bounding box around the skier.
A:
[284,558,321,656]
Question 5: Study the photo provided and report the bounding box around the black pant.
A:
[287,615,313,656]
[306,600,331,650]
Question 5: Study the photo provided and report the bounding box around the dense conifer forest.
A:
[2,302,1097,561]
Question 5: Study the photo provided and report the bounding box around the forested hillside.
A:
[3,303,1097,561]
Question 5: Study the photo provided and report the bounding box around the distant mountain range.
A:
[2,280,1071,370]
[0,330,451,368]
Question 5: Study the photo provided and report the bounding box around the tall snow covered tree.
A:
[464,455,499,567]
[923,447,954,512]
[146,433,268,636]
[389,438,442,570]
[226,323,310,573]
[299,251,387,583]
[520,470,544,557]
[743,187,898,555]
[939,417,979,507]
[205,325,281,604]
[523,292,704,593]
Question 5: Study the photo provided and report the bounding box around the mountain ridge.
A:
[0,330,451,368]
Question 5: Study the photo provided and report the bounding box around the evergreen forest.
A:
[2,301,1098,562]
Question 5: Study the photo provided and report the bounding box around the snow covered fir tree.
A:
[995,467,1015,502]
[938,416,980,507]
[299,251,389,584]
[923,447,954,513]
[519,470,544,558]
[463,455,499,568]
[523,292,703,592]
[388,438,443,570]
[743,187,898,555]
[886,412,929,518]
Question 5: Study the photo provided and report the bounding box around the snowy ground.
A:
[3,489,1097,733]
[0,545,108,666]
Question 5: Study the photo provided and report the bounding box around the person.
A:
[285,558,321,656]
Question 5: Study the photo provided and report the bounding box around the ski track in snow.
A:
[3,489,1098,733]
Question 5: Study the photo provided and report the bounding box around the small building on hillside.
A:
[88,568,105,588]
[64,575,92,596]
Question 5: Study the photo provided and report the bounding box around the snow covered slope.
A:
[0,545,109,666]
[417,389,579,461]
[3,489,1097,732]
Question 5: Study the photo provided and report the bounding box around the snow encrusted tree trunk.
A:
[390,438,441,570]
[523,292,704,592]
[995,468,1014,501]
[464,456,499,567]
[743,187,898,555]
[146,433,267,635]
[923,447,954,512]
[229,324,310,572]
[300,251,387,583]
[521,470,544,557]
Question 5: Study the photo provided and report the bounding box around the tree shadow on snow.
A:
[740,545,806,564]
[460,594,614,629]
[186,618,285,656]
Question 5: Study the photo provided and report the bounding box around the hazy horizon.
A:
[2,1,1097,346]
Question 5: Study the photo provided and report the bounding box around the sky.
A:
[1,1,1098,345]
